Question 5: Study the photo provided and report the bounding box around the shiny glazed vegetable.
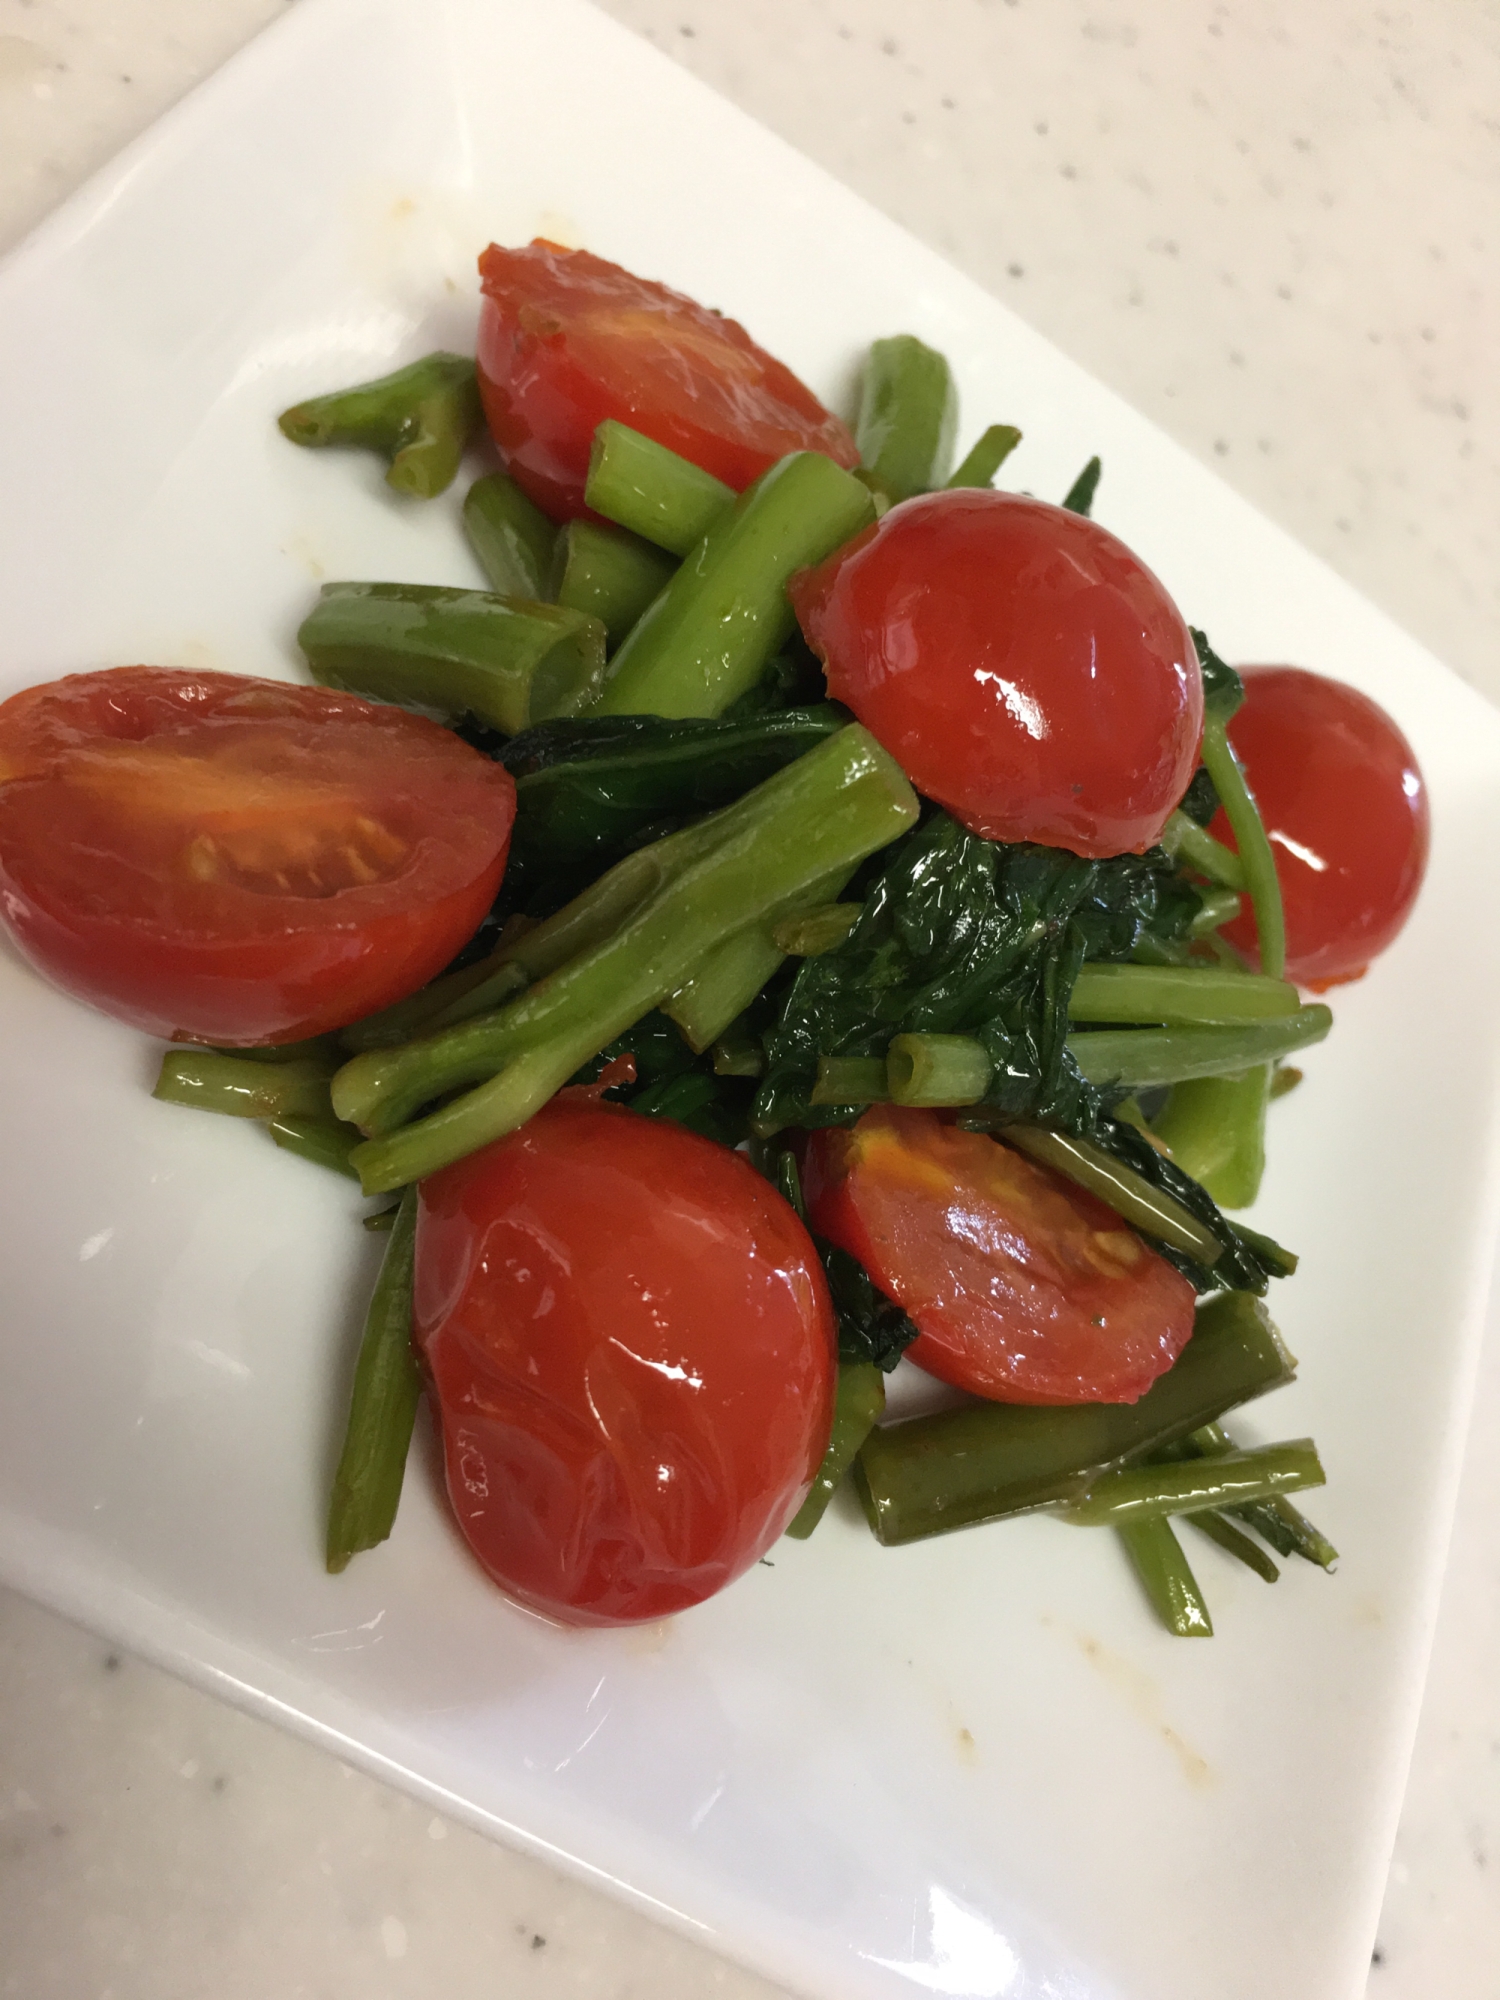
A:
[475,240,859,519]
[1209,666,1429,986]
[789,488,1203,857]
[805,1105,1198,1405]
[0,668,515,1044]
[414,1097,837,1625]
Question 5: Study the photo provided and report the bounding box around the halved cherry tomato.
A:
[789,489,1203,858]
[0,668,515,1045]
[804,1105,1197,1405]
[415,1098,836,1626]
[476,240,859,519]
[1211,666,1429,988]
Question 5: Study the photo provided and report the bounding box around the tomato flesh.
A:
[1210,666,1429,987]
[804,1106,1196,1405]
[415,1099,837,1626]
[476,240,859,519]
[789,488,1203,858]
[0,668,515,1044]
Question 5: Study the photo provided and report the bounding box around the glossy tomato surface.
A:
[1211,666,1429,987]
[415,1099,837,1626]
[476,240,858,519]
[0,668,514,1044]
[805,1106,1196,1405]
[789,489,1203,857]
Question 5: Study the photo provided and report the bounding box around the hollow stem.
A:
[1116,1518,1213,1635]
[462,473,557,599]
[855,334,959,501]
[946,423,1022,489]
[998,1125,1222,1264]
[325,1188,422,1572]
[1149,1068,1273,1209]
[1064,1439,1325,1527]
[1068,963,1299,1025]
[811,1056,893,1106]
[1068,1006,1332,1088]
[854,1289,1295,1545]
[585,419,735,555]
[887,1033,993,1107]
[278,353,482,498]
[153,1050,334,1121]
[550,518,677,646]
[784,1362,887,1541]
[595,451,874,719]
[334,726,917,1190]
[299,582,606,734]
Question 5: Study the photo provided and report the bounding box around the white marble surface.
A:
[0,2,1496,1996]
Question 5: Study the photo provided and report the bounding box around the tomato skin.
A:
[476,240,859,519]
[414,1099,836,1626]
[0,668,514,1044]
[804,1106,1196,1405]
[1210,667,1429,987]
[789,489,1203,858]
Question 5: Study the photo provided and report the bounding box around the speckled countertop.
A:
[0,4,1496,1997]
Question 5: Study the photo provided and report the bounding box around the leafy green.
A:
[819,1241,922,1371]
[1192,627,1244,727]
[482,705,846,916]
[752,811,1199,1135]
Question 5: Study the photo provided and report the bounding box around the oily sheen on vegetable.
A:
[805,1107,1198,1406]
[1209,666,1429,986]
[475,239,859,519]
[414,1098,837,1626]
[0,668,516,1044]
[789,488,1204,858]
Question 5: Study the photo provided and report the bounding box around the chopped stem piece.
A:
[856,334,959,501]
[278,353,482,498]
[887,1033,993,1107]
[299,582,606,734]
[1068,963,1299,1025]
[585,420,734,555]
[1161,809,1247,890]
[946,424,1022,489]
[785,1362,887,1540]
[1068,1006,1332,1088]
[550,518,677,645]
[1000,1125,1222,1264]
[267,1114,362,1178]
[1064,1439,1325,1527]
[1186,1511,1280,1583]
[463,473,557,599]
[1116,1517,1213,1636]
[325,1188,422,1571]
[811,1056,893,1106]
[596,452,874,719]
[154,1050,334,1121]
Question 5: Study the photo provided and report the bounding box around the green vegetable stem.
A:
[325,1187,423,1572]
[277,353,482,499]
[945,424,1022,490]
[596,452,876,719]
[267,1114,362,1178]
[1067,964,1300,1026]
[784,1361,887,1540]
[855,335,959,502]
[1063,1438,1325,1527]
[1150,1068,1273,1209]
[462,473,557,599]
[1061,456,1102,516]
[585,419,735,555]
[153,1049,336,1121]
[854,1290,1296,1545]
[299,582,607,735]
[1068,1006,1332,1088]
[886,1033,992,1108]
[550,519,678,646]
[998,1125,1223,1265]
[1117,1518,1213,1636]
[330,725,919,1192]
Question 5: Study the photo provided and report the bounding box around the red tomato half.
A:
[805,1106,1196,1405]
[415,1099,837,1626]
[1211,666,1429,987]
[476,240,859,519]
[0,668,515,1044]
[789,489,1203,857]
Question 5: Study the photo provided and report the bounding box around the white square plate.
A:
[2,3,1499,1995]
